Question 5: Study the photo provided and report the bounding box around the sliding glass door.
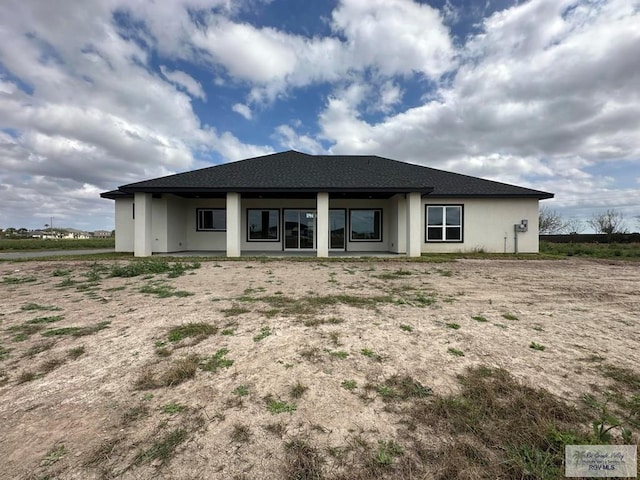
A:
[284,210,315,250]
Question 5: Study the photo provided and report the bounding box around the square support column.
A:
[134,192,153,257]
[316,192,329,258]
[406,192,422,257]
[226,192,241,257]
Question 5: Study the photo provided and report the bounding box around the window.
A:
[197,209,226,231]
[426,205,463,242]
[247,209,279,241]
[350,209,382,242]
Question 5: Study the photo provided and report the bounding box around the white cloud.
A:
[160,66,206,100]
[0,0,271,229]
[232,103,253,120]
[320,0,640,190]
[0,0,638,231]
[331,0,455,77]
[274,125,324,154]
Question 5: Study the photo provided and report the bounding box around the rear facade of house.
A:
[101,151,553,257]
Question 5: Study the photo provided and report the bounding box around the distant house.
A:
[101,151,553,257]
[92,230,113,238]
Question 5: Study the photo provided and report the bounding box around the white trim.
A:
[226,193,241,257]
[316,193,329,257]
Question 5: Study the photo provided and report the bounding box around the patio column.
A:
[406,192,422,257]
[226,192,241,257]
[134,192,152,257]
[316,192,329,258]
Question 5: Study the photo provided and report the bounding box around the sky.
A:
[0,0,639,233]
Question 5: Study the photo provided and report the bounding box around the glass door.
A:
[329,209,346,250]
[284,210,315,250]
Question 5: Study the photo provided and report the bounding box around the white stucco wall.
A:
[422,198,540,253]
[114,198,134,252]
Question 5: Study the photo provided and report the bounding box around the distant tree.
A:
[587,209,627,234]
[538,207,566,234]
[16,228,28,236]
[5,227,16,237]
[562,217,585,234]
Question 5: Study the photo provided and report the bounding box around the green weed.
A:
[447,347,465,357]
[42,321,110,337]
[0,345,12,360]
[110,260,199,278]
[2,275,37,284]
[68,346,86,359]
[139,283,193,298]
[530,342,546,351]
[23,341,54,357]
[21,303,62,312]
[342,380,357,391]
[42,444,68,466]
[361,348,384,362]
[168,323,218,342]
[221,306,251,317]
[26,315,64,324]
[233,385,249,397]
[200,348,234,372]
[253,326,272,342]
[267,398,297,414]
[374,440,404,466]
[134,428,188,466]
[162,402,187,414]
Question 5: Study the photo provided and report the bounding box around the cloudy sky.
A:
[1,0,639,232]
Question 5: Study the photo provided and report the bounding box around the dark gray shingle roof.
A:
[101,151,553,199]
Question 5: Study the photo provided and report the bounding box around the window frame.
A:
[247,208,280,242]
[349,208,383,242]
[425,205,464,243]
[196,208,227,232]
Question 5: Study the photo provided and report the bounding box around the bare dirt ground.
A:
[0,258,638,479]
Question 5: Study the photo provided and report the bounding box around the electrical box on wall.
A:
[515,219,528,233]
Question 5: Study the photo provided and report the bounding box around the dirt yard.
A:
[0,258,638,479]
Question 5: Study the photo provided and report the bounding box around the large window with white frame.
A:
[247,209,280,241]
[197,208,226,231]
[426,205,463,242]
[350,209,382,242]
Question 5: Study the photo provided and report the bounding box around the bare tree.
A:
[587,209,627,234]
[562,217,585,234]
[538,207,565,234]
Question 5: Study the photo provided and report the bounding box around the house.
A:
[100,151,553,257]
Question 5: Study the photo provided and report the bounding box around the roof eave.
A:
[427,192,554,200]
[118,186,435,194]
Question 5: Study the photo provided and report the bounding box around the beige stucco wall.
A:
[114,195,541,254]
[184,198,226,251]
[422,197,540,253]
